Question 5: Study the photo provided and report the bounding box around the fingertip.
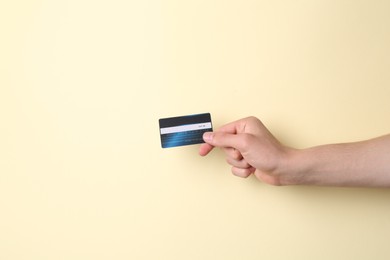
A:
[199,143,214,156]
[231,167,253,178]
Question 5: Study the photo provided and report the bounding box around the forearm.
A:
[284,135,390,187]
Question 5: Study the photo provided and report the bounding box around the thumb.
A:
[203,131,243,149]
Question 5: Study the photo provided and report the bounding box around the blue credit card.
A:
[159,113,213,148]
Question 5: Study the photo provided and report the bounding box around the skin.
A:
[199,116,390,187]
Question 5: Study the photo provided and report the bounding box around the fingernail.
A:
[203,132,213,142]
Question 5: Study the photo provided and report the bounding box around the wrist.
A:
[280,144,351,186]
[277,148,310,186]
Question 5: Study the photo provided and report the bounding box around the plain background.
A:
[1,0,390,259]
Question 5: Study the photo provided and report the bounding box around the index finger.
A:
[199,142,214,156]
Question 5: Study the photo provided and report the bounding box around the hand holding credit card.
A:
[159,113,213,148]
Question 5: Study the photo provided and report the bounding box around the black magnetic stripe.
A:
[159,113,211,128]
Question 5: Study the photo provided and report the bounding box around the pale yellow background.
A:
[1,0,390,259]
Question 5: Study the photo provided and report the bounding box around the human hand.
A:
[200,116,390,187]
[199,117,295,185]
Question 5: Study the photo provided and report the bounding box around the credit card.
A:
[159,113,213,148]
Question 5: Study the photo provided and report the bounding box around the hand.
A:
[200,117,390,187]
[199,117,295,185]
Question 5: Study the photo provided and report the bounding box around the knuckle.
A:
[232,150,242,160]
[247,116,257,121]
[246,116,265,129]
[247,116,260,124]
